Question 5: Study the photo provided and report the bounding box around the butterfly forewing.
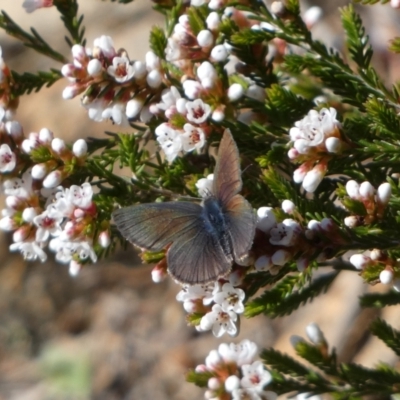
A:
[113,202,203,251]
[213,129,242,204]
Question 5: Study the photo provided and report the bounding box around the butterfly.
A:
[112,129,256,285]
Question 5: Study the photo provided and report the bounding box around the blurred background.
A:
[0,1,399,399]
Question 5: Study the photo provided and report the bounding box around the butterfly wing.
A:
[212,129,256,261]
[112,202,203,250]
[113,202,232,284]
[212,129,242,204]
[223,194,256,261]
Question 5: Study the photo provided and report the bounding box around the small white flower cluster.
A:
[22,0,53,13]
[343,180,391,227]
[195,339,276,400]
[176,281,245,337]
[255,202,343,273]
[62,36,162,125]
[0,172,106,275]
[349,249,400,290]
[289,108,342,193]
[22,128,88,188]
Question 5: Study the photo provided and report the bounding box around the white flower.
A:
[176,282,216,306]
[0,144,16,172]
[218,339,258,366]
[102,103,129,126]
[3,170,33,198]
[213,283,245,313]
[182,80,202,100]
[241,361,272,393]
[9,241,47,262]
[155,123,182,162]
[269,219,300,246]
[186,99,211,124]
[200,304,238,337]
[196,174,214,198]
[68,182,93,209]
[33,210,63,242]
[107,56,135,83]
[93,35,116,59]
[181,124,205,152]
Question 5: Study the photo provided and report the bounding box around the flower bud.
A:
[206,12,220,30]
[303,6,323,28]
[344,216,358,228]
[225,375,240,392]
[282,199,295,214]
[22,207,37,223]
[325,137,342,153]
[290,335,306,348]
[98,230,111,248]
[211,108,225,122]
[197,30,214,47]
[126,98,144,119]
[208,377,220,390]
[377,182,391,205]
[271,249,291,266]
[72,139,88,157]
[210,44,229,62]
[145,51,160,70]
[380,269,393,285]
[133,61,147,79]
[0,216,16,231]
[349,253,370,270]
[31,163,49,180]
[69,260,82,277]
[296,258,309,272]
[346,180,360,198]
[5,121,23,141]
[51,138,66,154]
[246,85,265,102]
[146,69,162,88]
[43,170,63,188]
[87,58,103,76]
[359,181,375,199]
[227,83,244,102]
[255,255,272,271]
[302,166,325,193]
[306,322,325,345]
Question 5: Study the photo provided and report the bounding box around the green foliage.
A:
[360,291,400,308]
[11,69,62,96]
[370,318,400,356]
[54,0,86,46]
[150,26,168,59]
[0,11,67,63]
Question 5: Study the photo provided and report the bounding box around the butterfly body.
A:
[113,130,256,285]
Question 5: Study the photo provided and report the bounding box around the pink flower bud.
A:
[151,264,167,283]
